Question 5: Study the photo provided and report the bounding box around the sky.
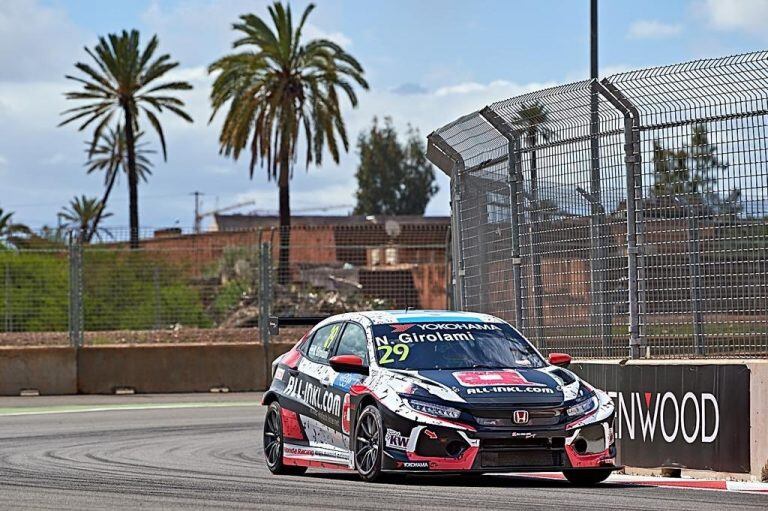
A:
[1,0,767,230]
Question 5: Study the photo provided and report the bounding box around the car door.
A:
[285,322,349,456]
[328,321,370,441]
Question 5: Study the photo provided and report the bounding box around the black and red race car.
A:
[262,310,618,484]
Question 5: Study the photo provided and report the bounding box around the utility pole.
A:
[192,191,203,234]
[588,0,610,352]
[591,0,598,82]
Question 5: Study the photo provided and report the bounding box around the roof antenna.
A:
[405,305,411,313]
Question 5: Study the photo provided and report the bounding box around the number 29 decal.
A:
[377,344,410,364]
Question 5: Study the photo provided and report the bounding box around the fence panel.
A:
[0,223,449,348]
[0,247,70,344]
[430,50,768,358]
[608,52,768,357]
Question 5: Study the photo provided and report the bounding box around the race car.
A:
[262,310,618,484]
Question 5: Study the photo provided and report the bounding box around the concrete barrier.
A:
[77,342,295,394]
[0,343,295,396]
[0,347,77,395]
[572,359,768,481]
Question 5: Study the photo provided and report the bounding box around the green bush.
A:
[0,250,69,331]
[82,250,210,330]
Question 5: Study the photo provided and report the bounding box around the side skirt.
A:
[282,441,354,470]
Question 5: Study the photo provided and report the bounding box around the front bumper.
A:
[378,406,618,473]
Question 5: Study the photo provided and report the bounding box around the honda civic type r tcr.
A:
[262,310,618,484]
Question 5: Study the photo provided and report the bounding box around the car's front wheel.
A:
[354,405,384,482]
[562,469,612,486]
[263,401,307,476]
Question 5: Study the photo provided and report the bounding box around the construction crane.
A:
[192,192,256,233]
[237,204,354,216]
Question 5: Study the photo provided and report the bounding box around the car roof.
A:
[316,310,506,327]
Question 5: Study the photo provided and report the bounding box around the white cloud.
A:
[696,0,768,36]
[303,24,352,48]
[0,0,563,226]
[0,1,85,81]
[140,0,271,65]
[627,20,683,39]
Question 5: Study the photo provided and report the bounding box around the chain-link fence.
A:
[428,51,768,359]
[0,221,449,346]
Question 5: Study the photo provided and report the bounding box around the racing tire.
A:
[354,405,385,482]
[562,469,612,486]
[263,402,307,476]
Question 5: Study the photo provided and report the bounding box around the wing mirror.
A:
[329,355,369,375]
[548,352,572,368]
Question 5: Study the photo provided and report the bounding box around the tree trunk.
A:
[123,103,140,249]
[86,164,120,243]
[277,165,291,285]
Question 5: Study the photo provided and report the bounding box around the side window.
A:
[306,323,343,363]
[334,323,369,364]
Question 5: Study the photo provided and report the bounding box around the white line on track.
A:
[0,402,261,417]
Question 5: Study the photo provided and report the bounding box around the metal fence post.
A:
[685,204,705,355]
[153,266,162,329]
[598,80,643,359]
[68,231,84,348]
[588,79,612,354]
[3,262,10,332]
[259,242,272,378]
[445,226,455,310]
[509,137,525,332]
[479,107,526,331]
[528,180,545,349]
[451,166,467,309]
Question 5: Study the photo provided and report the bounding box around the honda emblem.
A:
[513,410,529,424]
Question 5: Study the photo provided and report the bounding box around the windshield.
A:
[371,322,545,370]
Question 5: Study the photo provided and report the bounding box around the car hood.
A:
[408,367,569,406]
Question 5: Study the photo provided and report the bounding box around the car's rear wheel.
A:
[354,405,384,482]
[263,401,307,476]
[562,469,612,486]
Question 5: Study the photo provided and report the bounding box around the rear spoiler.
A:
[268,315,330,335]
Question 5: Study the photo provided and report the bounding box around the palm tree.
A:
[0,208,30,248]
[512,101,553,346]
[59,196,114,242]
[209,2,368,282]
[85,125,155,241]
[60,29,193,248]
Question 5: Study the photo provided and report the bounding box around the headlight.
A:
[405,398,461,419]
[567,396,597,417]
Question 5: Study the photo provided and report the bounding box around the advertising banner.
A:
[570,363,750,473]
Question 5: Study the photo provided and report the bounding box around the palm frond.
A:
[208,0,368,186]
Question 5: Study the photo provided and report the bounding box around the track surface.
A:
[0,393,765,510]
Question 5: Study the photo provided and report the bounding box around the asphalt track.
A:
[0,394,765,510]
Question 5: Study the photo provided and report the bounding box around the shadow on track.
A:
[302,471,640,489]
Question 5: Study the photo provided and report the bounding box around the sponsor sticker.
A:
[454,370,543,387]
[402,461,429,469]
[274,367,285,381]
[385,428,409,450]
[333,372,361,392]
[285,375,342,417]
[465,386,555,395]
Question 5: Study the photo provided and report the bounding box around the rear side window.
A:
[306,323,343,363]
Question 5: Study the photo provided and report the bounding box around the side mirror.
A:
[329,355,369,375]
[268,316,280,336]
[548,352,572,368]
